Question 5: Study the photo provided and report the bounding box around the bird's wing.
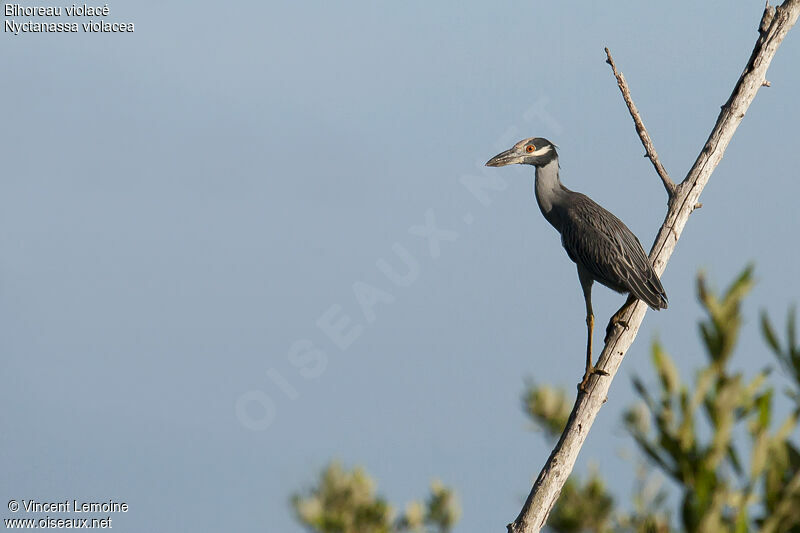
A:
[560,193,667,309]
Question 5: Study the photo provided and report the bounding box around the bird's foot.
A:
[604,318,629,344]
[577,366,609,392]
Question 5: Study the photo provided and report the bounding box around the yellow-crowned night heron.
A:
[486,137,667,390]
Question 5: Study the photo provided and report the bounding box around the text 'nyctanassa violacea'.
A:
[486,137,667,390]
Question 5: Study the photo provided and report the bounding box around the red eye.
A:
[526,145,535,153]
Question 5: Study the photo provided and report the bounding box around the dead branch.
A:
[604,47,676,197]
[508,2,800,531]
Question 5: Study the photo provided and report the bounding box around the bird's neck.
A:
[534,158,567,229]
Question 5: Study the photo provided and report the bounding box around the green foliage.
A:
[614,464,673,533]
[624,267,800,533]
[546,470,615,533]
[295,267,800,533]
[402,480,460,533]
[523,381,572,440]
[761,305,800,406]
[522,266,800,533]
[291,462,460,533]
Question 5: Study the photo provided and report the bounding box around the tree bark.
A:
[508,2,800,532]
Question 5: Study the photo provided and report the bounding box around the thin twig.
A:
[604,47,677,198]
[508,2,800,531]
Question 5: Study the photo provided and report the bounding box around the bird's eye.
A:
[525,145,535,153]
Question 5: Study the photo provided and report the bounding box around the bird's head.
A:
[485,137,557,168]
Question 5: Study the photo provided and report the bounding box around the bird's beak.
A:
[485,148,520,167]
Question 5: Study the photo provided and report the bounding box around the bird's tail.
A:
[640,270,668,310]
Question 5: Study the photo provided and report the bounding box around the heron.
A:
[486,137,667,390]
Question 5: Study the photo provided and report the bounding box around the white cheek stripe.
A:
[533,145,552,156]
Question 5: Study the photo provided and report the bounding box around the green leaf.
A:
[653,340,680,396]
[750,432,769,481]
[761,311,782,355]
[756,390,773,430]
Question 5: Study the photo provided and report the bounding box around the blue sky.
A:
[2,1,799,531]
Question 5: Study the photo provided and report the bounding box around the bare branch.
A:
[508,2,800,532]
[604,47,676,197]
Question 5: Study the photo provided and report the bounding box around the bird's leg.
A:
[579,312,594,390]
[578,272,608,392]
[579,312,609,391]
[604,295,637,343]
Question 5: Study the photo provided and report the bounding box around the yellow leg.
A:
[585,313,593,377]
[579,313,608,391]
[604,295,636,344]
[579,313,594,390]
[578,270,608,391]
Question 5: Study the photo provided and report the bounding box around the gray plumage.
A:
[559,192,667,310]
[486,136,667,389]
